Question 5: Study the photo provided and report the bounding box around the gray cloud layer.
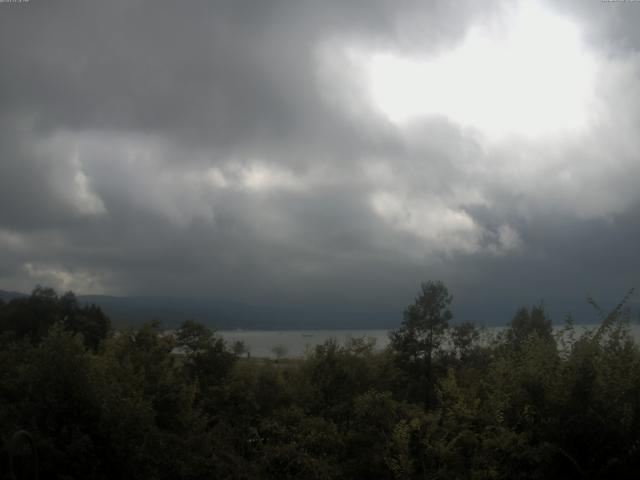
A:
[1,0,639,323]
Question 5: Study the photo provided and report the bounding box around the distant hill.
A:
[0,289,27,301]
[1,290,398,330]
[64,296,640,330]
[2,289,637,330]
[76,294,399,330]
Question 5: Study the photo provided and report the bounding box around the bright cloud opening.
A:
[361,2,597,139]
[238,163,304,192]
[370,191,483,254]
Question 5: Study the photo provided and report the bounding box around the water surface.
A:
[219,323,640,358]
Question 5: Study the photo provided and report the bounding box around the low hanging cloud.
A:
[0,0,639,320]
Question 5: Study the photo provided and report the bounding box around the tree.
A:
[0,286,59,344]
[174,320,236,394]
[175,319,214,355]
[301,338,380,420]
[24,323,101,478]
[450,321,481,362]
[272,345,288,362]
[232,339,248,357]
[0,287,110,349]
[60,291,111,350]
[506,304,553,348]
[390,281,453,407]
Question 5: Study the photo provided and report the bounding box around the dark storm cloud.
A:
[1,0,639,323]
[0,0,496,158]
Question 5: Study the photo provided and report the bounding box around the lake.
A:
[218,329,391,358]
[219,323,640,358]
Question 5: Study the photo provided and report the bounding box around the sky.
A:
[1,0,639,324]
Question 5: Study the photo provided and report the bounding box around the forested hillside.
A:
[1,283,639,479]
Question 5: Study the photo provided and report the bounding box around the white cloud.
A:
[23,262,109,294]
[370,190,484,254]
[496,224,522,252]
[236,163,305,192]
[70,154,107,215]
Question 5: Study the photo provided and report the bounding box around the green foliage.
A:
[175,319,237,396]
[175,319,214,354]
[390,280,453,366]
[271,344,288,362]
[257,407,342,480]
[506,304,553,348]
[232,339,248,356]
[301,337,383,420]
[1,283,640,479]
[390,280,453,407]
[449,321,483,363]
[0,286,110,350]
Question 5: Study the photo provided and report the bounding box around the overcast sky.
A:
[1,0,639,322]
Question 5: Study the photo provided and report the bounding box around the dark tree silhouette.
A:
[390,280,452,407]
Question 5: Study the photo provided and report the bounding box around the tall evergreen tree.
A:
[390,280,452,407]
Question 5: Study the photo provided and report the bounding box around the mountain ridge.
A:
[3,288,637,330]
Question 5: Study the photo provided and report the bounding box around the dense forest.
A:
[1,283,639,479]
